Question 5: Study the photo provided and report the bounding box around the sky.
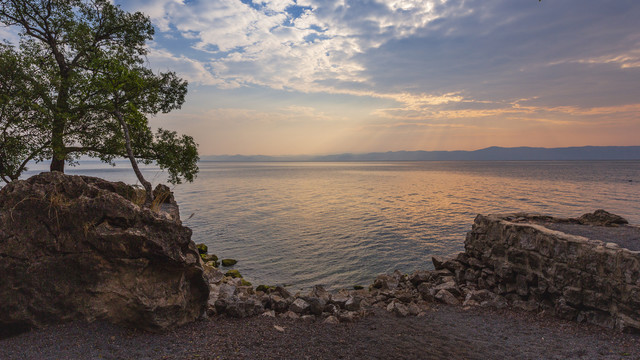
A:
[7,0,640,156]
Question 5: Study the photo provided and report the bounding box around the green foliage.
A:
[0,45,50,182]
[0,0,199,185]
[151,128,199,185]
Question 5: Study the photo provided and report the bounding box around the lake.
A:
[19,160,640,291]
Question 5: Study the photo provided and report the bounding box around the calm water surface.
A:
[21,161,640,290]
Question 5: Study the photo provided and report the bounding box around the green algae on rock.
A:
[221,259,237,267]
[225,269,242,279]
[205,260,220,268]
[200,253,218,263]
[196,243,208,255]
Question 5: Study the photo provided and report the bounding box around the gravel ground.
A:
[1,305,639,360]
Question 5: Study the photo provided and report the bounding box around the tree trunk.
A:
[50,77,69,173]
[50,156,65,172]
[50,112,66,172]
[115,111,153,204]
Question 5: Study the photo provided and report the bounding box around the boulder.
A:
[307,285,330,302]
[433,281,461,298]
[290,298,310,314]
[256,285,276,293]
[371,274,399,290]
[393,290,414,304]
[323,315,339,324]
[409,270,432,286]
[269,294,290,313]
[386,301,409,317]
[432,255,446,270]
[201,253,218,263]
[306,297,326,316]
[417,283,435,302]
[221,259,238,267]
[281,310,300,320]
[225,298,264,318]
[407,303,421,316]
[0,172,209,334]
[344,296,361,311]
[330,292,351,308]
[225,269,242,279]
[324,303,339,315]
[217,283,237,300]
[338,311,357,322]
[435,289,461,305]
[203,265,225,286]
[196,243,209,254]
[577,209,628,226]
[273,286,293,300]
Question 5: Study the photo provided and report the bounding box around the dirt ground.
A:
[1,305,639,360]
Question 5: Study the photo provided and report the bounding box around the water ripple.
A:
[21,160,640,290]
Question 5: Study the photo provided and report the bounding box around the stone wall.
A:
[456,213,640,332]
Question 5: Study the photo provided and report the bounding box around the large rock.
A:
[577,209,628,226]
[0,172,209,335]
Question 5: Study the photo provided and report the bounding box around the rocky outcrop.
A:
[444,211,640,332]
[0,172,209,335]
[577,209,629,226]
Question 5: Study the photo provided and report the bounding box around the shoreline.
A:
[2,173,639,358]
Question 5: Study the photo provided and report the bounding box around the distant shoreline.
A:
[199,159,640,163]
[202,146,640,162]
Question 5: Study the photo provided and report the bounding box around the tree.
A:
[0,44,50,183]
[0,0,198,199]
[92,54,195,202]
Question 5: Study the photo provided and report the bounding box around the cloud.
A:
[146,45,221,86]
[118,0,184,32]
[552,49,640,70]
[122,0,639,108]
[116,0,640,155]
[0,25,20,44]
[119,0,455,92]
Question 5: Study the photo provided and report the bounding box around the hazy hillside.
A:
[202,146,640,162]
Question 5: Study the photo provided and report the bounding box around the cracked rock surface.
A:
[0,172,208,335]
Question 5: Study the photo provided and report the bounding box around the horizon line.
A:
[202,145,640,159]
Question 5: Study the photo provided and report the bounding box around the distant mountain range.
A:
[201,146,640,162]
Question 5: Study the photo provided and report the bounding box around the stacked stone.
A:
[457,212,640,332]
[367,270,440,316]
[201,262,489,322]
[364,263,512,315]
[202,264,372,323]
